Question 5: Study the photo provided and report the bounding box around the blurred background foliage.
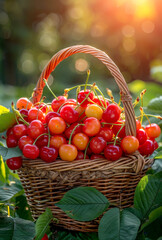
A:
[0,0,162,107]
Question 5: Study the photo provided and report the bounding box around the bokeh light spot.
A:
[122,25,135,37]
[123,38,136,52]
[75,59,89,72]
[141,20,155,33]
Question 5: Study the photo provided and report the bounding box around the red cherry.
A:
[72,133,89,150]
[112,121,126,139]
[40,146,58,163]
[60,105,79,124]
[6,156,22,170]
[19,109,28,121]
[35,135,48,148]
[27,120,45,139]
[50,135,67,149]
[145,123,161,139]
[90,136,107,154]
[45,112,60,124]
[13,124,27,140]
[82,117,101,137]
[136,129,148,145]
[150,138,159,150]
[6,127,14,136]
[90,154,104,160]
[136,120,142,130]
[28,108,45,122]
[18,135,34,150]
[51,96,67,112]
[64,123,82,139]
[102,104,121,123]
[35,103,49,114]
[138,139,154,156]
[77,90,94,107]
[93,96,109,108]
[41,233,48,240]
[104,144,122,161]
[97,126,113,142]
[76,151,89,160]
[23,144,39,159]
[48,117,66,135]
[6,135,18,148]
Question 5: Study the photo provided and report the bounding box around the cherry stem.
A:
[11,102,29,126]
[43,78,58,100]
[84,69,90,91]
[75,86,94,110]
[95,87,107,108]
[68,123,84,145]
[33,133,48,145]
[47,128,51,148]
[84,138,92,159]
[76,86,80,105]
[107,88,115,104]
[65,84,93,93]
[113,123,125,146]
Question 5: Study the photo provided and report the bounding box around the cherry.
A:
[138,139,154,156]
[76,151,89,160]
[28,108,45,122]
[136,129,148,145]
[35,135,48,148]
[75,105,86,122]
[50,135,67,149]
[13,124,27,140]
[16,97,33,110]
[77,90,94,107]
[145,123,161,139]
[35,103,50,114]
[93,96,109,108]
[27,120,45,139]
[6,156,22,170]
[60,105,79,124]
[41,233,48,240]
[150,138,158,150]
[136,120,142,130]
[45,112,60,124]
[59,144,78,161]
[6,135,18,148]
[104,144,122,161]
[48,117,66,135]
[23,144,39,159]
[85,104,103,120]
[82,117,101,137]
[72,133,89,150]
[18,135,34,150]
[112,120,126,139]
[90,154,104,160]
[51,96,67,112]
[90,136,107,154]
[102,104,121,123]
[40,146,58,163]
[97,126,113,142]
[6,127,14,136]
[120,136,139,154]
[64,123,82,139]
[19,109,28,121]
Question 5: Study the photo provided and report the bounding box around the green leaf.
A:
[147,96,162,112]
[0,216,35,240]
[134,172,162,220]
[98,208,141,240]
[0,146,22,161]
[0,183,24,202]
[55,187,109,221]
[0,156,6,183]
[151,159,162,173]
[35,208,53,240]
[55,230,99,240]
[0,105,16,133]
[140,206,162,231]
[15,195,33,221]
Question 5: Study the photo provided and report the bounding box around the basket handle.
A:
[32,45,136,137]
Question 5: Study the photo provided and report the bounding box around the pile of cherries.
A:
[5,82,161,171]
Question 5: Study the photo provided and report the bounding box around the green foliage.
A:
[0,146,22,162]
[56,187,109,221]
[0,182,24,202]
[0,106,16,133]
[0,216,35,240]
[35,208,53,240]
[147,96,162,112]
[98,208,140,240]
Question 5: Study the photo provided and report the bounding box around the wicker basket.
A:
[18,45,153,232]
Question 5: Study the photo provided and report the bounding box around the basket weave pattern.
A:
[18,45,154,232]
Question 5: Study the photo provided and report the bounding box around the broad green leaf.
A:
[0,146,22,161]
[56,187,109,221]
[98,208,140,240]
[15,195,33,221]
[35,208,53,240]
[0,216,35,240]
[55,230,99,240]
[140,206,162,231]
[0,156,6,182]
[147,96,162,112]
[134,172,162,219]
[151,159,162,173]
[0,105,16,133]
[0,183,24,202]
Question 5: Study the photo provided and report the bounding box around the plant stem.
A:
[68,123,84,145]
[84,69,90,91]
[43,78,58,100]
